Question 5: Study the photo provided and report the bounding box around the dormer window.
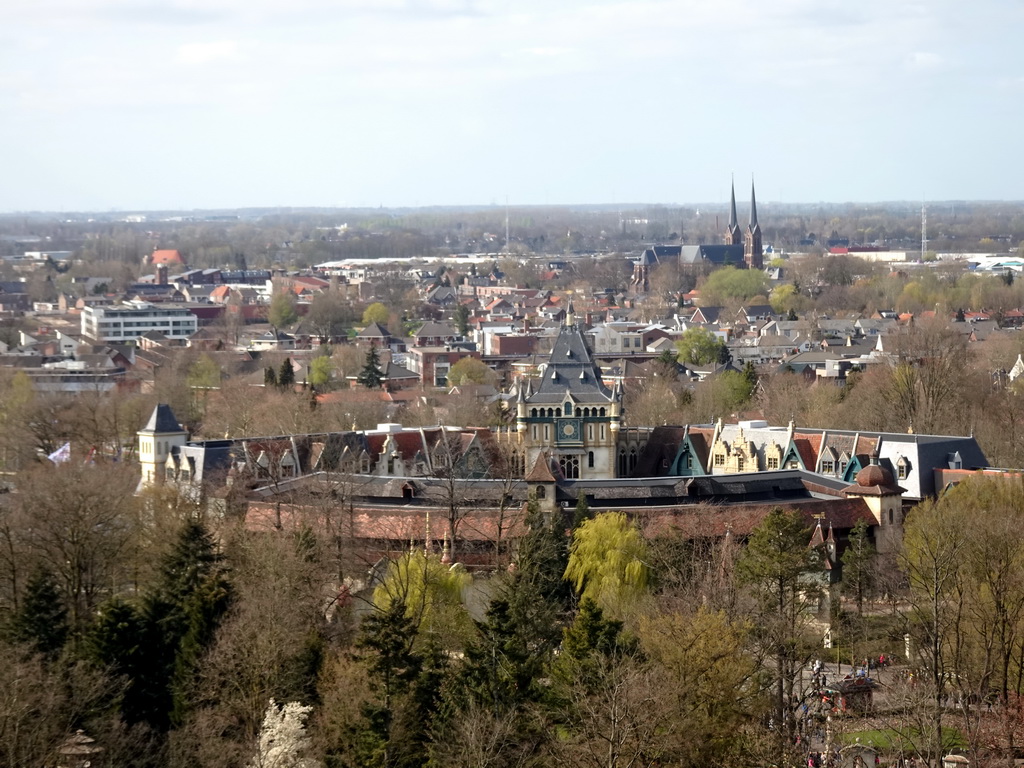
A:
[897,456,910,480]
[564,402,572,416]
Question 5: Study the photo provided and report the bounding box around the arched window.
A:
[618,449,627,476]
[536,485,545,499]
[564,402,572,416]
[531,408,537,418]
[559,455,579,479]
[629,447,638,473]
[599,407,606,417]
[575,407,582,417]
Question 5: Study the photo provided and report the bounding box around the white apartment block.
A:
[81,301,198,342]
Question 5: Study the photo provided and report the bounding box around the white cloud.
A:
[176,39,240,65]
[907,51,943,71]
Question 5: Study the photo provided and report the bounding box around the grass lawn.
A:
[840,727,965,752]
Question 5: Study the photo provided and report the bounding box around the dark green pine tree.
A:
[88,598,149,716]
[453,304,470,338]
[558,598,626,670]
[278,357,296,390]
[9,567,69,659]
[454,494,571,713]
[95,521,231,730]
[743,360,758,390]
[391,636,447,768]
[264,366,278,388]
[357,601,422,767]
[572,490,592,531]
[357,346,383,389]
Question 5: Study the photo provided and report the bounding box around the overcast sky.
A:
[1,0,1021,212]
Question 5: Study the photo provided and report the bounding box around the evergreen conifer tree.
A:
[357,347,383,389]
[454,495,570,713]
[357,601,422,766]
[265,366,278,388]
[278,358,296,390]
[9,567,68,659]
[90,521,231,730]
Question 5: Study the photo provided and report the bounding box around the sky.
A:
[1,0,1021,212]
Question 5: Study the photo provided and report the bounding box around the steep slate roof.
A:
[141,403,184,433]
[679,244,745,267]
[630,426,688,477]
[525,322,615,406]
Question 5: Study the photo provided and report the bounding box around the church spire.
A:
[724,176,742,246]
[729,179,738,229]
[744,176,763,270]
[749,177,759,228]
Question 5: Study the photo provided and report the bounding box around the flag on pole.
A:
[47,442,71,464]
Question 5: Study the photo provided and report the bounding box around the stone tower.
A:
[137,403,188,486]
[516,305,621,480]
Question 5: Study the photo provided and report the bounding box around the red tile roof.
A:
[152,249,185,266]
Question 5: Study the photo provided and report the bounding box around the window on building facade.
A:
[559,455,579,479]
[588,451,594,468]
[714,453,725,467]
[767,456,779,469]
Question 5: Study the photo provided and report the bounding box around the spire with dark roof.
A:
[729,181,738,229]
[749,178,759,229]
[744,176,763,269]
[140,403,184,434]
[725,177,742,246]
